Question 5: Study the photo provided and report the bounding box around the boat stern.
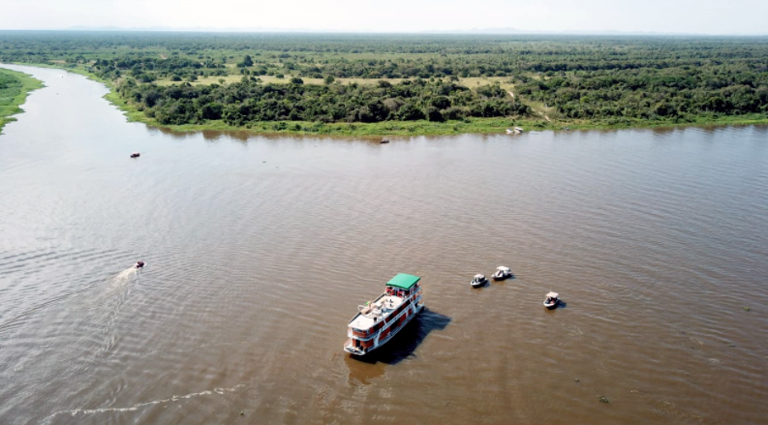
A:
[344,338,367,356]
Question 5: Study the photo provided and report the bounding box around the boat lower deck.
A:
[344,301,424,355]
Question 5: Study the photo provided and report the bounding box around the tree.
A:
[426,107,445,122]
[397,102,426,121]
[237,55,254,68]
[200,102,223,120]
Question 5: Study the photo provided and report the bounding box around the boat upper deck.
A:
[349,294,404,330]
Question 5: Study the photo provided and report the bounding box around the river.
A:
[1,64,767,425]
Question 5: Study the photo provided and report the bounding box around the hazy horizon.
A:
[2,0,767,36]
[5,27,768,37]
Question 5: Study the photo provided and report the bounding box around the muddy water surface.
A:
[1,64,767,425]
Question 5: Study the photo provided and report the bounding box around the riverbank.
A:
[105,86,768,137]
[88,69,768,136]
[0,68,43,133]
[8,63,768,137]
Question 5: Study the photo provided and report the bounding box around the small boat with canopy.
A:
[544,292,560,309]
[492,266,512,280]
[470,274,488,288]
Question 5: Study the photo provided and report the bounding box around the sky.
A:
[2,0,767,35]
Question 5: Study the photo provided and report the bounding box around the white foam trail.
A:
[111,267,138,289]
[44,384,244,422]
[85,266,140,306]
[105,266,141,294]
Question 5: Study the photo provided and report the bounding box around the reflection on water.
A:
[344,356,386,385]
[1,64,768,425]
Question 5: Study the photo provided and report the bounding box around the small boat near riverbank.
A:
[344,273,424,356]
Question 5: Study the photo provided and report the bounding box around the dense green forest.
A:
[1,31,767,133]
[117,78,529,126]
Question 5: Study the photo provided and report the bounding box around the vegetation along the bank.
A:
[2,31,767,135]
[0,68,43,133]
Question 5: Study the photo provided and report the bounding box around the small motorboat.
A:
[380,138,390,144]
[135,261,145,269]
[130,152,141,158]
[470,274,488,288]
[544,291,560,309]
[492,266,512,280]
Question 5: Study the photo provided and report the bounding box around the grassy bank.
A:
[0,68,44,133]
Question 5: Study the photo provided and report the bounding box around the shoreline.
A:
[7,63,768,137]
[0,68,44,133]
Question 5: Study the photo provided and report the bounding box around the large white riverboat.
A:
[344,273,424,356]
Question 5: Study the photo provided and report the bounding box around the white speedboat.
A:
[471,274,487,288]
[492,266,512,280]
[544,291,560,309]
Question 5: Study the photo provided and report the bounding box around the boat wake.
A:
[112,266,138,288]
[43,384,244,423]
[94,266,140,302]
[0,266,139,338]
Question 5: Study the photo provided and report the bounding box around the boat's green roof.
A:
[387,273,421,290]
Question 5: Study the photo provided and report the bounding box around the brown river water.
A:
[1,64,767,425]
